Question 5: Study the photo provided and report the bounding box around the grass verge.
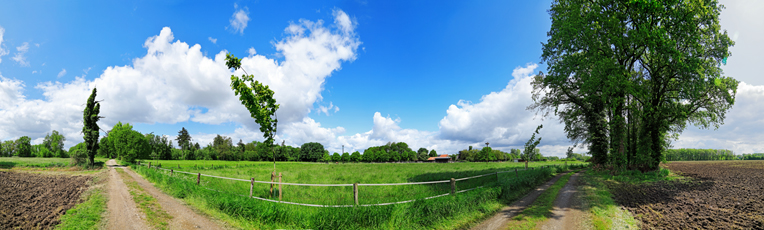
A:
[55,169,108,229]
[131,164,585,229]
[506,171,575,229]
[116,168,173,229]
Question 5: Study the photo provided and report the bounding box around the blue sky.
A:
[1,1,763,156]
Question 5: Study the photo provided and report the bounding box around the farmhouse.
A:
[427,154,452,163]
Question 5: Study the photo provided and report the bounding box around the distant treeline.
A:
[663,148,735,161]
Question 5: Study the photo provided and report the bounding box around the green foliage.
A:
[176,127,191,153]
[109,122,150,163]
[340,152,350,162]
[0,140,15,157]
[417,148,429,161]
[429,149,437,157]
[740,153,764,160]
[331,152,341,162]
[69,142,88,166]
[300,142,325,162]
[226,53,279,158]
[523,125,543,162]
[533,0,737,170]
[321,150,331,162]
[212,134,234,160]
[43,130,66,158]
[350,151,361,162]
[98,136,113,158]
[14,136,32,157]
[82,88,102,166]
[663,148,735,161]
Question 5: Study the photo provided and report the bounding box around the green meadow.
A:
[134,160,586,229]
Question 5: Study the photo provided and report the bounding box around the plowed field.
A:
[610,161,764,229]
[0,171,90,229]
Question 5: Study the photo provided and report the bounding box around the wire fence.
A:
[139,162,581,208]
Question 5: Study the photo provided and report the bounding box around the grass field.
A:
[133,160,586,229]
[139,160,583,205]
[0,157,71,168]
[0,156,109,168]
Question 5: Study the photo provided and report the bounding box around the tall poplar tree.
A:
[83,88,102,166]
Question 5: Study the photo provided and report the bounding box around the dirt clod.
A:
[0,171,90,229]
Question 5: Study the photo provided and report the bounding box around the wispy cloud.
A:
[0,26,8,63]
[12,42,29,67]
[229,5,250,34]
[208,37,217,44]
[57,69,66,78]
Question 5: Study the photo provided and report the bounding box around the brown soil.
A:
[0,171,90,229]
[610,161,764,229]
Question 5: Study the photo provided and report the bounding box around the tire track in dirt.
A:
[540,171,585,230]
[106,159,149,230]
[471,172,567,230]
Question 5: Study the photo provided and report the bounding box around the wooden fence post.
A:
[250,178,254,198]
[353,183,359,205]
[171,169,173,176]
[515,168,518,177]
[148,162,151,168]
[197,173,200,185]
[278,173,282,201]
[451,178,456,195]
[178,164,180,169]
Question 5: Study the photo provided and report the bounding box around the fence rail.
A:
[141,162,582,208]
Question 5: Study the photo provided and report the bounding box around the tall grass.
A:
[133,161,586,229]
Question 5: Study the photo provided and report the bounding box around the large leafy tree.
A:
[43,130,66,158]
[15,136,32,157]
[83,88,102,166]
[300,142,325,162]
[532,0,736,170]
[109,122,150,163]
[225,53,280,167]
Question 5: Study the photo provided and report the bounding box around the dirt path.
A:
[106,159,224,230]
[106,159,149,230]
[471,172,567,230]
[122,162,224,230]
[540,171,585,230]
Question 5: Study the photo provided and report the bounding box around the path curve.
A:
[106,159,150,230]
[540,171,585,230]
[471,172,567,230]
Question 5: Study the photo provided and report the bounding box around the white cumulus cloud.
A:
[0,10,360,149]
[674,82,764,153]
